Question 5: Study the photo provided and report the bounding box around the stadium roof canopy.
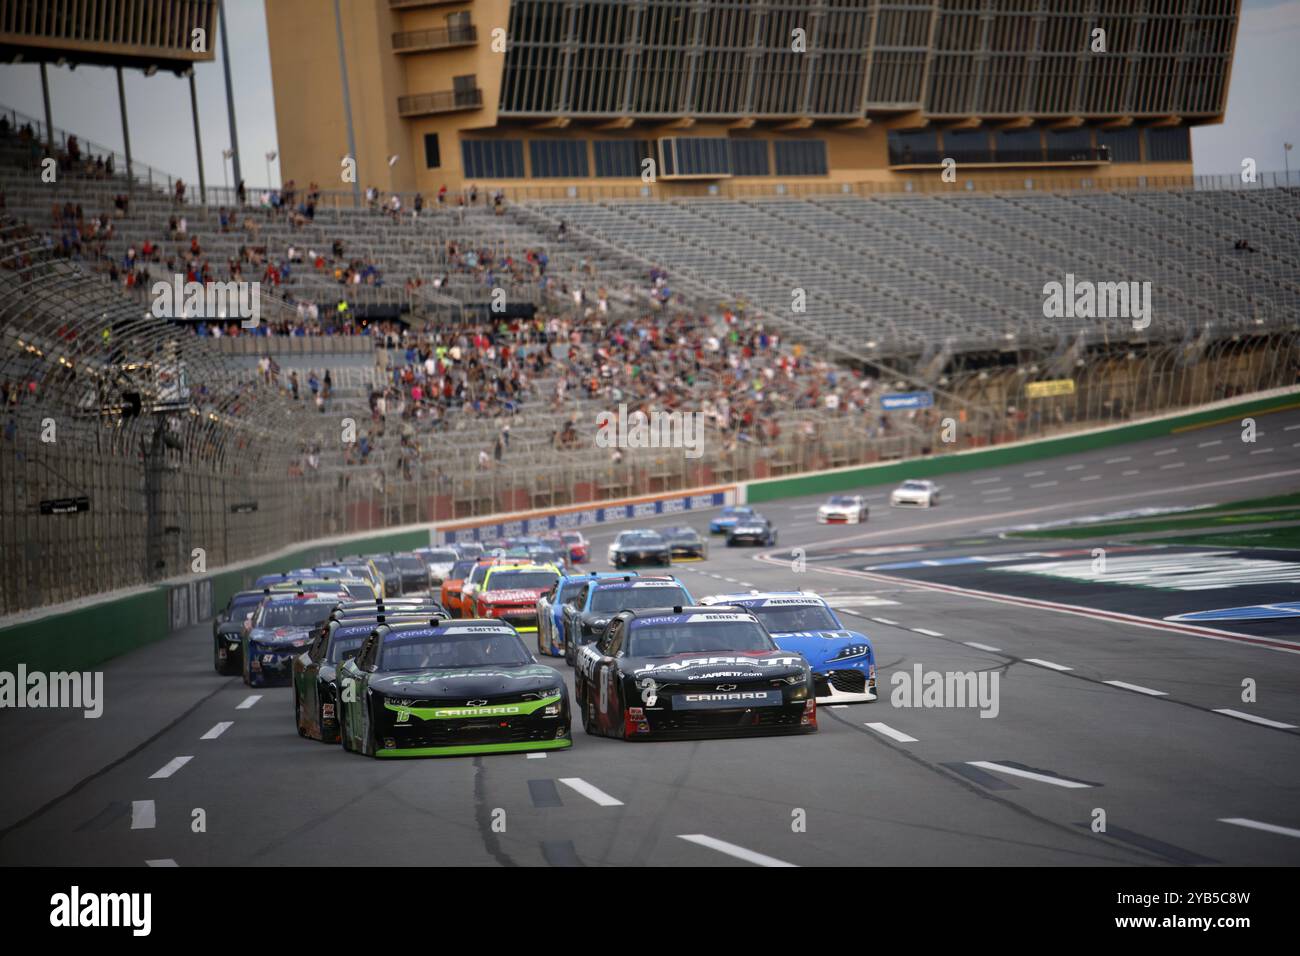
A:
[0,0,216,74]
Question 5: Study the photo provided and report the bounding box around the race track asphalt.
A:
[2,407,1298,867]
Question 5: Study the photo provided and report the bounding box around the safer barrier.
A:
[742,387,1300,503]
[0,527,428,675]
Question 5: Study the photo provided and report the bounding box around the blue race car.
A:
[699,591,877,703]
[242,592,340,687]
[708,505,757,535]
[535,571,635,657]
[561,575,695,666]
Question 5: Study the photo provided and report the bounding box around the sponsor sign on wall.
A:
[880,391,934,411]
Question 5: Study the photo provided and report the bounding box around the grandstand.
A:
[2,0,1298,615]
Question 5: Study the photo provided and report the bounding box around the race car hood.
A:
[818,505,854,513]
[248,626,315,647]
[478,587,549,604]
[731,523,769,534]
[369,664,560,699]
[626,652,806,683]
[769,630,873,664]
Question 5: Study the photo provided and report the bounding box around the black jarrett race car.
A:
[574,606,817,740]
[337,619,572,758]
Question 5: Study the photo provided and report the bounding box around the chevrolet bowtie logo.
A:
[467,699,488,706]
[716,684,737,692]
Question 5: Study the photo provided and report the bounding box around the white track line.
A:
[1024,658,1073,672]
[1104,456,1131,464]
[1122,469,1141,476]
[968,761,1092,789]
[912,627,944,637]
[1207,455,1230,463]
[831,704,848,709]
[201,721,233,740]
[149,756,193,780]
[866,722,918,743]
[678,834,796,867]
[1218,818,1300,839]
[972,477,1002,485]
[1103,680,1167,697]
[145,859,179,867]
[1286,424,1300,432]
[964,641,1002,652]
[1198,439,1223,447]
[1154,448,1178,456]
[1212,709,1297,730]
[1065,465,1084,471]
[1250,447,1274,455]
[236,695,262,710]
[1023,470,1046,477]
[558,777,624,807]
[1030,481,1059,488]
[526,752,547,759]
[1159,461,1185,469]
[986,496,1013,503]
[1079,474,1101,481]
[131,800,156,830]
[870,617,901,626]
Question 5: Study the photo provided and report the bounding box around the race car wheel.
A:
[294,688,306,737]
[213,638,239,676]
[581,693,595,735]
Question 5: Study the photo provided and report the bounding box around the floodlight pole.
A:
[219,0,243,200]
[116,66,133,194]
[189,70,206,204]
[333,0,362,208]
[39,61,53,150]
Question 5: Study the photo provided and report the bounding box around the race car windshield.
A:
[486,570,559,591]
[468,564,495,585]
[379,632,532,670]
[328,636,367,664]
[422,550,459,563]
[559,581,586,602]
[901,481,928,491]
[590,586,690,613]
[395,556,426,572]
[748,605,840,633]
[456,543,485,556]
[561,533,582,543]
[668,529,699,541]
[620,532,664,545]
[625,621,775,657]
[341,582,373,600]
[449,560,477,579]
[828,496,857,506]
[370,556,395,573]
[258,603,331,627]
[723,507,752,516]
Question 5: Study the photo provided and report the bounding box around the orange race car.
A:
[440,555,508,617]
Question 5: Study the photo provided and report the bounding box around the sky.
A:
[0,0,1295,187]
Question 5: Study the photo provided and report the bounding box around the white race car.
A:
[817,494,870,524]
[890,479,941,507]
